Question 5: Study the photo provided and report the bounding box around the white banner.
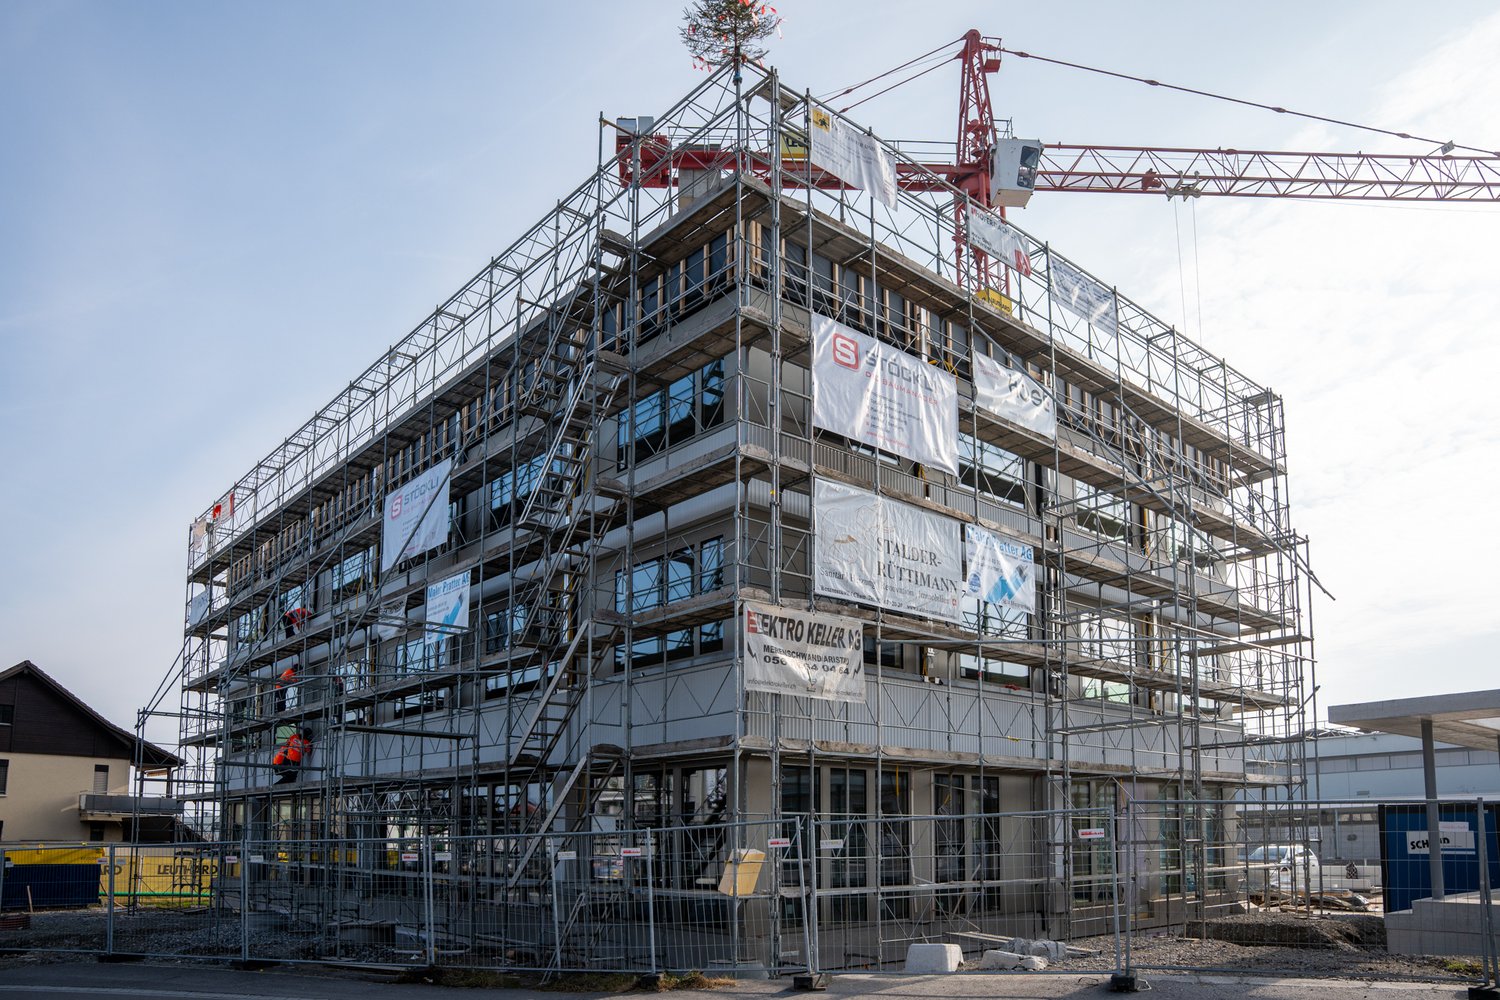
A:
[1050,256,1117,334]
[809,107,898,209]
[965,525,1036,614]
[811,314,959,476]
[743,601,865,703]
[1408,821,1477,855]
[187,590,210,627]
[814,479,964,623]
[373,599,407,640]
[381,459,452,572]
[972,351,1056,439]
[965,207,1033,276]
[424,570,470,646]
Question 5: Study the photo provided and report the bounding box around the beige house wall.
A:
[0,750,131,843]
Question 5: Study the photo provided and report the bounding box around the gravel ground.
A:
[1047,911,1479,982]
[1,907,1485,983]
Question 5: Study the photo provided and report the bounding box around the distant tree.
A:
[680,0,782,73]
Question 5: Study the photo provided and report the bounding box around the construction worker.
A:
[272,729,310,784]
[274,661,297,713]
[281,606,310,639]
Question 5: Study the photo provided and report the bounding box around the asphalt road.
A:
[0,962,1481,999]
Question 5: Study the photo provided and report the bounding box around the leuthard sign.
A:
[814,478,964,623]
[743,600,865,704]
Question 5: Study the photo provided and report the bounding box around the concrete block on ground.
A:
[1008,937,1065,960]
[906,943,962,974]
[1018,956,1048,971]
[978,950,1024,970]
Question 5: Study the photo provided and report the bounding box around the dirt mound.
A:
[1197,912,1385,951]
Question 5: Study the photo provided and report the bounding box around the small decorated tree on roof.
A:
[680,0,783,74]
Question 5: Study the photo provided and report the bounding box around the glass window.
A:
[701,360,725,430]
[961,433,1027,508]
[708,233,728,283]
[863,636,902,670]
[934,774,967,911]
[330,548,373,604]
[699,537,724,593]
[684,248,705,307]
[826,766,868,921]
[667,375,695,446]
[699,619,725,653]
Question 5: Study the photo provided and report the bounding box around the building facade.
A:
[171,65,1314,957]
[0,661,180,844]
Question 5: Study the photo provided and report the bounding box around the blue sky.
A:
[2,1,1496,741]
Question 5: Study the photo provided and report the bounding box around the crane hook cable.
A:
[1000,46,1498,157]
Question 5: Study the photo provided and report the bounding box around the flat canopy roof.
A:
[1329,689,1500,752]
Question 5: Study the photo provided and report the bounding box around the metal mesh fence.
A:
[1,800,1496,984]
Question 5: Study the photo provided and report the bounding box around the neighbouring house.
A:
[0,660,182,843]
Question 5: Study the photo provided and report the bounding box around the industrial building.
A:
[159,62,1315,968]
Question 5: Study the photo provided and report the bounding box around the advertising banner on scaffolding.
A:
[814,478,964,623]
[964,206,1033,276]
[972,351,1057,439]
[373,600,407,640]
[1050,255,1118,334]
[965,524,1036,614]
[381,458,452,572]
[809,106,899,208]
[743,600,865,703]
[811,314,959,475]
[424,570,470,646]
[187,589,210,627]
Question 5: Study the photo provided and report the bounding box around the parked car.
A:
[1245,844,1319,899]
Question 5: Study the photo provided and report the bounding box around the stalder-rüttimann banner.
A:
[743,600,865,704]
[811,314,958,475]
[814,479,965,623]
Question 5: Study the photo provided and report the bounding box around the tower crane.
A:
[617,30,1500,280]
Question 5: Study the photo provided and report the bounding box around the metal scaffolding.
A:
[138,59,1315,966]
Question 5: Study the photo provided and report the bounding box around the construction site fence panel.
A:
[0,800,1495,982]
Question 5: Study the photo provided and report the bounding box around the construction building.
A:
[159,62,1315,967]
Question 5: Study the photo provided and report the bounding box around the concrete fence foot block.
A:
[905,943,962,974]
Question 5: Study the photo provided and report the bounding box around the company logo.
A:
[746,609,760,634]
[832,333,860,370]
[389,493,403,519]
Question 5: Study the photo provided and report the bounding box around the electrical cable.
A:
[817,36,963,103]
[839,55,953,114]
[999,46,1499,157]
